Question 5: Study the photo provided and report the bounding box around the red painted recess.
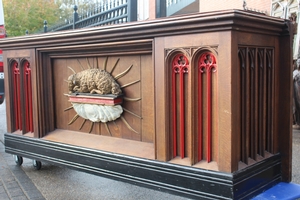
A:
[12,60,34,133]
[198,52,217,163]
[23,61,33,132]
[13,61,22,130]
[172,54,189,158]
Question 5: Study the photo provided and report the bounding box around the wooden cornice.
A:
[0,9,287,50]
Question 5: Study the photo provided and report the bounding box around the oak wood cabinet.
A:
[1,10,293,199]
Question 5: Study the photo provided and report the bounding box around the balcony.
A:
[167,0,199,16]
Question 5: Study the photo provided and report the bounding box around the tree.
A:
[55,0,102,22]
[3,0,61,36]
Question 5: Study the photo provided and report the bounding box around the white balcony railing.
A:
[166,0,198,16]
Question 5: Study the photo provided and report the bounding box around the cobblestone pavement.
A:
[0,142,45,200]
[1,99,300,199]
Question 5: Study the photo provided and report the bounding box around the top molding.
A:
[0,9,288,50]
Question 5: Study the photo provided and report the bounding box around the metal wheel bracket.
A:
[13,155,23,166]
[32,160,42,170]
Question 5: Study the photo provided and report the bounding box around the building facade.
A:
[271,0,299,59]
[140,0,299,59]
[143,0,272,19]
[200,0,270,14]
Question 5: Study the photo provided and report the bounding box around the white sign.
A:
[0,0,4,25]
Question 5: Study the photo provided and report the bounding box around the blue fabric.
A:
[252,182,300,200]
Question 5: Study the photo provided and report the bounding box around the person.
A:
[293,59,300,128]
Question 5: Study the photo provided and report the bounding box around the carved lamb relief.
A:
[64,57,141,134]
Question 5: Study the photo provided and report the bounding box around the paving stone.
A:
[14,175,31,184]
[5,181,20,189]
[1,176,16,183]
[7,187,25,197]
[20,182,38,191]
[30,197,46,200]
[0,185,6,194]
[11,196,28,200]
[10,171,26,177]
[0,168,11,175]
[25,189,45,200]
[0,192,9,200]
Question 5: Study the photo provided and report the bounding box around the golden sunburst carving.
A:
[63,57,142,135]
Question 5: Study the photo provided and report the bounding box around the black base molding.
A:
[4,133,281,199]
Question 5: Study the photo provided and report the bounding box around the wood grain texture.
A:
[52,55,153,142]
[43,129,155,159]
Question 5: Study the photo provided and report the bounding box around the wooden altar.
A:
[1,10,293,199]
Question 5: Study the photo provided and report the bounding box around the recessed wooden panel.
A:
[52,55,153,143]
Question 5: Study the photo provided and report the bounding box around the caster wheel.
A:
[14,155,23,166]
[33,160,42,170]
